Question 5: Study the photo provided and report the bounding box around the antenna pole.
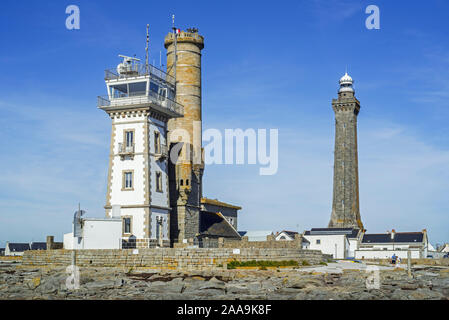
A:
[145,24,150,74]
[172,14,177,89]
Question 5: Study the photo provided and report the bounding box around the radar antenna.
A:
[117,55,140,75]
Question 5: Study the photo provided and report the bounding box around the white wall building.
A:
[303,228,356,259]
[355,230,429,260]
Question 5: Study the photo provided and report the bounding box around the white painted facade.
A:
[63,218,122,250]
[303,234,349,259]
[106,114,171,242]
[355,249,423,260]
[355,242,428,260]
[347,238,360,258]
[98,57,181,248]
[355,230,429,260]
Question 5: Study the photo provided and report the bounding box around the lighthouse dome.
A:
[339,72,353,85]
[339,72,354,93]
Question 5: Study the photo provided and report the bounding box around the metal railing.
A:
[97,90,184,116]
[155,144,168,158]
[118,143,135,155]
[105,63,175,85]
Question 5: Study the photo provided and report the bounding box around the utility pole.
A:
[407,250,412,278]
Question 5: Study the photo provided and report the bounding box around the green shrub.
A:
[301,260,310,266]
[226,260,299,269]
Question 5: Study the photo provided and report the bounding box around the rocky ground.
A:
[0,260,448,300]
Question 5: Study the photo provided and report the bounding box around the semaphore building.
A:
[64,27,241,250]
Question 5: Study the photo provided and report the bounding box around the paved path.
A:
[297,260,395,273]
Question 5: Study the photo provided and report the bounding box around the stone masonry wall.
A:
[22,248,325,270]
[220,235,305,249]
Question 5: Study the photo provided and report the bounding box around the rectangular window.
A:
[124,171,133,189]
[156,172,163,192]
[154,131,161,154]
[123,217,131,234]
[125,131,134,147]
[316,239,321,245]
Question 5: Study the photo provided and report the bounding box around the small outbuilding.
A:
[303,228,359,259]
[5,242,31,256]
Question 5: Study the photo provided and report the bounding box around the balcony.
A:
[118,143,135,159]
[104,63,175,86]
[154,144,168,160]
[98,90,184,118]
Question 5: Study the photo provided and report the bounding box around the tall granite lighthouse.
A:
[164,30,205,243]
[328,73,364,229]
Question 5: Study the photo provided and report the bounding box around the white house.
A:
[275,230,310,249]
[5,243,30,256]
[275,230,298,241]
[303,228,357,259]
[354,229,429,260]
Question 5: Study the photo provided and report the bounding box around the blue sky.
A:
[0,0,448,247]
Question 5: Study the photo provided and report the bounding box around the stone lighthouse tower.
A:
[328,73,364,229]
[164,29,205,243]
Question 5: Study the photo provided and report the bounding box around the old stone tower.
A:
[328,73,364,229]
[164,30,205,243]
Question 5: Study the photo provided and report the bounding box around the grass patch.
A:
[227,260,299,269]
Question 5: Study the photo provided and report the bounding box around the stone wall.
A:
[220,235,305,249]
[22,248,325,270]
[46,235,63,250]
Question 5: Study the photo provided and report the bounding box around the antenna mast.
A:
[145,24,150,73]
[172,14,177,87]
